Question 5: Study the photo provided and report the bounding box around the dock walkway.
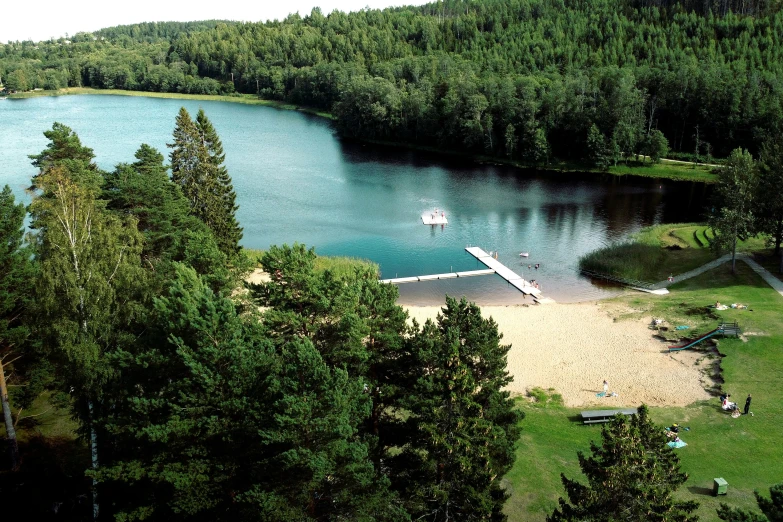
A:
[381,268,495,284]
[465,247,542,297]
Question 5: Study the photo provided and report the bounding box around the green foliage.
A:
[169,107,242,257]
[755,136,783,272]
[398,297,523,521]
[644,129,670,164]
[587,124,611,170]
[4,0,783,164]
[0,185,34,354]
[28,122,103,193]
[96,262,407,520]
[718,483,783,522]
[195,108,243,255]
[709,148,758,271]
[549,405,698,522]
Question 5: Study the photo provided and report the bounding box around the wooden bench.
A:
[580,408,639,424]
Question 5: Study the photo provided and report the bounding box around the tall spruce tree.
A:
[709,148,758,273]
[549,405,698,522]
[28,127,145,519]
[169,108,242,257]
[0,185,35,470]
[195,109,242,256]
[397,297,522,521]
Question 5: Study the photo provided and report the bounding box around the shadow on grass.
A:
[687,485,716,496]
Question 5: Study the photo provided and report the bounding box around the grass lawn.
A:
[580,223,773,283]
[505,262,783,521]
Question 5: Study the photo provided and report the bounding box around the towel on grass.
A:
[675,325,690,330]
[596,391,606,398]
[667,440,688,449]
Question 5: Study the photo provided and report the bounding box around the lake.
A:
[0,95,710,304]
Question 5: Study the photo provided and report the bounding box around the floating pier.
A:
[465,247,542,297]
[422,211,448,225]
[381,268,495,284]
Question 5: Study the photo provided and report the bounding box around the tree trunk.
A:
[88,400,99,520]
[0,362,21,470]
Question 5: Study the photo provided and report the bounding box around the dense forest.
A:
[2,0,782,166]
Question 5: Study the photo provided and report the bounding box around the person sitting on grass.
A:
[722,395,738,411]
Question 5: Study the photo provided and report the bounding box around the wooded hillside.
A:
[2,0,782,165]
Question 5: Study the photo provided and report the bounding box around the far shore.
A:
[7,87,717,183]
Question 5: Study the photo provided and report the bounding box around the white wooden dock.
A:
[381,268,495,284]
[465,247,542,297]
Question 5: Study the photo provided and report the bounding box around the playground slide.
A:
[668,328,721,352]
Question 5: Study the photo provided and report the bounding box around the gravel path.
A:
[651,253,783,297]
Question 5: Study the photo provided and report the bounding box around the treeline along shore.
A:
[2,0,783,174]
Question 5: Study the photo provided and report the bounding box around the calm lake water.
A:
[0,95,710,304]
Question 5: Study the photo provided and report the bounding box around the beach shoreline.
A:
[405,301,714,408]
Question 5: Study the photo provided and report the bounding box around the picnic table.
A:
[580,408,638,424]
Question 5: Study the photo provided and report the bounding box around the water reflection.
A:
[1,96,711,305]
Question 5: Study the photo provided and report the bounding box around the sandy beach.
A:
[405,302,713,408]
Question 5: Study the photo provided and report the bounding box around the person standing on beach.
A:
[744,394,752,415]
[603,380,609,395]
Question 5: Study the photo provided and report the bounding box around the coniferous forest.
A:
[2,0,783,166]
[0,111,522,519]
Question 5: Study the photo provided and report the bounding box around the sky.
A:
[1,0,431,43]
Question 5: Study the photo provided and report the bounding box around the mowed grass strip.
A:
[505,262,783,521]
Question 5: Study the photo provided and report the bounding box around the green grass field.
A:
[505,261,783,521]
[580,223,771,283]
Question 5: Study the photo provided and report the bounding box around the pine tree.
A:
[0,185,35,470]
[105,144,205,263]
[29,122,102,194]
[549,405,698,522]
[397,296,522,521]
[96,264,407,521]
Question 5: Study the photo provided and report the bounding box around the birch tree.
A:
[709,148,758,274]
[29,161,144,519]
